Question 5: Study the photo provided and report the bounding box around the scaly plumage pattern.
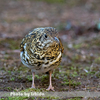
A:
[20,27,64,91]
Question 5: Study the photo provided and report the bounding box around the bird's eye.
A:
[44,34,47,38]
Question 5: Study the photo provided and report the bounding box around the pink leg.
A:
[31,72,35,88]
[46,70,55,91]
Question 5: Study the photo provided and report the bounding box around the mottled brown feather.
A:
[20,27,64,74]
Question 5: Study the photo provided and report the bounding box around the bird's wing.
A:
[20,32,35,52]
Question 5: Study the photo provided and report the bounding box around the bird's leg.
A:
[46,70,54,91]
[31,72,35,88]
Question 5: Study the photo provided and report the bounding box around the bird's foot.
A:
[31,84,35,89]
[46,85,55,91]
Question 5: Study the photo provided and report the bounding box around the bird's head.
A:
[32,27,60,50]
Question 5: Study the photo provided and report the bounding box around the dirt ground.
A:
[0,0,100,100]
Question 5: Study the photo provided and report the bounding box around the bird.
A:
[20,27,64,91]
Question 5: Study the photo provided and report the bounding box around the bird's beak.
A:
[54,37,59,43]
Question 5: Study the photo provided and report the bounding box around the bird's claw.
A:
[46,85,55,91]
[31,84,35,89]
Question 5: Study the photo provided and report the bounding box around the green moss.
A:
[72,71,78,77]
[6,87,12,91]
[8,96,59,100]
[0,98,9,100]
[41,75,49,83]
[71,55,81,62]
[10,77,15,81]
[26,75,32,81]
[67,97,82,100]
[8,96,33,100]
[22,88,44,92]
[96,72,100,78]
[35,75,40,79]
[73,44,82,49]
[8,71,11,74]
[90,38,100,46]
[18,65,29,72]
[94,57,100,64]
[62,80,81,87]
[73,43,89,49]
